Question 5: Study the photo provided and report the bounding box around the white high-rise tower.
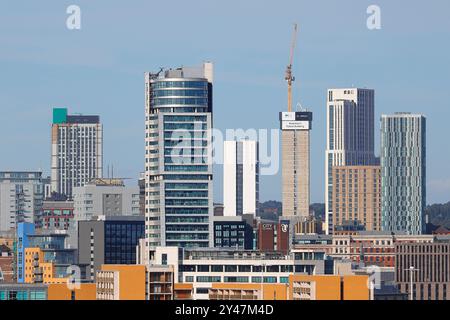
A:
[223,140,259,216]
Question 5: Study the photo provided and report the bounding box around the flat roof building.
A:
[331,165,381,232]
[51,107,103,199]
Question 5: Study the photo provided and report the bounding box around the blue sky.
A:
[0,1,449,204]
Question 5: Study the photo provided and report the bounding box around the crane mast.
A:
[285,23,298,112]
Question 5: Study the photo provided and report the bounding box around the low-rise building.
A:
[0,283,47,300]
[174,283,193,300]
[213,215,254,250]
[73,178,140,222]
[289,274,370,300]
[256,219,290,254]
[293,232,435,268]
[42,199,74,232]
[96,264,146,300]
[209,283,288,300]
[149,246,333,300]
[23,233,80,284]
[47,283,96,300]
[0,244,13,283]
[395,239,450,300]
[147,265,174,300]
[78,216,145,281]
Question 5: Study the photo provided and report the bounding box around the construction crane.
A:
[285,23,298,112]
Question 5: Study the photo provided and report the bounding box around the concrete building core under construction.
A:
[280,111,312,218]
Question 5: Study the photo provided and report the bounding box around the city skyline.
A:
[0,1,449,204]
[1,1,450,304]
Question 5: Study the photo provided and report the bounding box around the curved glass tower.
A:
[381,113,426,235]
[144,63,213,251]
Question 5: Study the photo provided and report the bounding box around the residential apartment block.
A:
[381,113,426,235]
[144,63,214,250]
[0,171,44,232]
[331,165,381,232]
[325,88,376,234]
[51,107,103,199]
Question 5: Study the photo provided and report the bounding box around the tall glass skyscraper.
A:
[325,88,376,234]
[381,113,426,235]
[144,63,213,251]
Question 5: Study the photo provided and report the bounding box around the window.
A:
[224,276,249,283]
[196,288,209,294]
[211,265,223,272]
[263,277,277,283]
[238,265,251,272]
[225,265,237,272]
[251,277,262,283]
[197,265,209,272]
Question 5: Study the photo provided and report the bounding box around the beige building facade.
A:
[280,111,312,218]
[331,165,381,232]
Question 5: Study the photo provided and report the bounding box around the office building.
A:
[223,140,259,216]
[213,216,254,250]
[280,111,312,218]
[51,107,103,199]
[257,220,290,254]
[396,240,450,300]
[0,283,47,300]
[73,178,140,222]
[144,63,214,250]
[150,246,332,300]
[381,113,426,235]
[23,233,79,284]
[78,216,144,280]
[293,232,435,268]
[325,88,376,234]
[331,165,381,232]
[0,171,44,232]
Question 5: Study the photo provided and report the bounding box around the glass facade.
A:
[325,89,376,234]
[145,66,213,249]
[381,114,426,235]
[213,221,253,250]
[104,220,145,265]
[0,286,47,300]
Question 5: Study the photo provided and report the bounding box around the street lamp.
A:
[405,266,419,301]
